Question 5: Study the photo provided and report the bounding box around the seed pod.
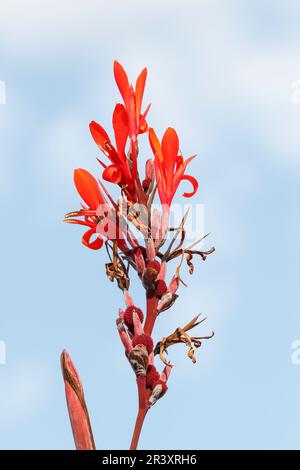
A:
[148,380,168,406]
[128,344,149,376]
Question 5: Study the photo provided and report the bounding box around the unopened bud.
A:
[146,365,160,389]
[132,334,154,354]
[145,158,155,181]
[124,306,144,329]
[155,279,168,298]
[60,350,95,450]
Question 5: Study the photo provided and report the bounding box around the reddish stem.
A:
[130,407,148,450]
[144,295,158,336]
[130,375,148,450]
[130,293,158,449]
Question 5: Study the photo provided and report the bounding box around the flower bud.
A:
[132,334,154,354]
[155,279,168,298]
[124,306,144,329]
[146,259,161,272]
[146,365,160,389]
[142,178,151,191]
[60,350,95,450]
[145,158,155,181]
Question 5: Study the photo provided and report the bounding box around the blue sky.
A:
[0,0,300,449]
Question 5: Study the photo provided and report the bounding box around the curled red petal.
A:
[114,60,130,105]
[82,228,103,250]
[181,174,199,198]
[102,164,122,184]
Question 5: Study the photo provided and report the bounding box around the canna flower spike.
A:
[63,60,215,450]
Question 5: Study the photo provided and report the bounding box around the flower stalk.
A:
[62,60,215,449]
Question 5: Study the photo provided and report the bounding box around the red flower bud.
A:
[155,279,168,298]
[60,350,95,450]
[146,259,161,273]
[146,365,160,389]
[142,178,151,191]
[124,306,144,329]
[132,334,154,354]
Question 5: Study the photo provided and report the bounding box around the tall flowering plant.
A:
[61,61,215,450]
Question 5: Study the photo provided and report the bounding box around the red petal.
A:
[114,61,130,105]
[162,128,179,193]
[113,104,129,157]
[102,164,122,184]
[82,228,103,250]
[74,168,105,210]
[135,67,147,121]
[149,128,163,162]
[89,121,111,156]
[181,174,199,198]
[161,127,179,162]
[138,103,151,134]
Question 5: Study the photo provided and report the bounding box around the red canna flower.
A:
[89,111,137,201]
[149,127,198,206]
